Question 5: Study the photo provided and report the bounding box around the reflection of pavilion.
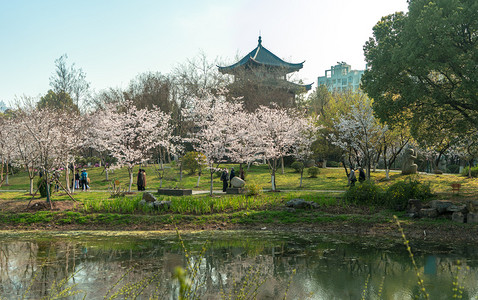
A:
[218,36,312,111]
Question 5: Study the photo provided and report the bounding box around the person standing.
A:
[221,169,228,192]
[349,168,357,187]
[358,167,366,183]
[141,169,147,191]
[75,170,80,189]
[229,167,235,188]
[80,169,88,191]
[137,169,144,191]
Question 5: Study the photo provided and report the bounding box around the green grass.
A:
[3,164,477,195]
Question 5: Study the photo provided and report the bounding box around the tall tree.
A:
[49,54,90,111]
[362,0,478,135]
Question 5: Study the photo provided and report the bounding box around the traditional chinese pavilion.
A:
[218,36,312,111]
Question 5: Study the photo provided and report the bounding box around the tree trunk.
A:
[299,169,303,188]
[196,175,201,188]
[5,162,9,185]
[323,159,327,168]
[179,162,183,182]
[65,163,70,193]
[281,156,285,175]
[105,169,109,181]
[128,168,133,192]
[29,178,34,195]
[209,171,214,196]
[385,168,390,180]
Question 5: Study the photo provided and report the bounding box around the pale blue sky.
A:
[0,0,409,104]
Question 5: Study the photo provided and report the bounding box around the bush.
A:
[462,166,478,177]
[384,178,433,211]
[37,178,50,198]
[182,151,207,175]
[343,180,383,206]
[307,167,320,178]
[327,161,340,167]
[291,161,304,173]
[246,181,263,196]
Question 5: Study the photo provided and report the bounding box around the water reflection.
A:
[0,231,478,299]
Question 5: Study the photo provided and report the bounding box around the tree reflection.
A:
[0,232,477,299]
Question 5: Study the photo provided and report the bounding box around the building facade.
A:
[317,62,364,92]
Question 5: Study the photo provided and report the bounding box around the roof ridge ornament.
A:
[258,35,262,46]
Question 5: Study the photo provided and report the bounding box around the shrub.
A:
[291,161,304,173]
[246,181,263,196]
[182,151,207,175]
[37,178,50,198]
[307,167,320,178]
[384,178,433,211]
[327,161,340,167]
[343,180,383,206]
[462,166,478,177]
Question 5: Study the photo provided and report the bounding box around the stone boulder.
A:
[407,199,422,213]
[419,208,438,218]
[402,148,418,175]
[452,212,465,223]
[429,200,453,214]
[467,212,478,223]
[153,200,171,210]
[142,192,157,203]
[231,176,246,188]
[467,200,478,213]
[286,198,320,210]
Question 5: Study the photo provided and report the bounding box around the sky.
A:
[0,0,409,105]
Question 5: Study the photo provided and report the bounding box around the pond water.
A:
[0,230,477,299]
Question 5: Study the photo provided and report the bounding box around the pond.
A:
[0,230,477,299]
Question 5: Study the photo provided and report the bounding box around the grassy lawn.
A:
[1,163,477,195]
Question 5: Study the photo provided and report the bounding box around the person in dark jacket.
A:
[358,167,366,183]
[137,169,144,191]
[229,167,235,188]
[220,169,228,192]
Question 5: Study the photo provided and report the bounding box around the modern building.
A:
[218,36,312,111]
[317,62,364,92]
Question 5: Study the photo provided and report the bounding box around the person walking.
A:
[221,169,228,192]
[137,169,144,191]
[229,167,235,188]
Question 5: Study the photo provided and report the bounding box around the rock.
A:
[467,200,478,213]
[467,212,478,223]
[285,207,296,213]
[433,169,443,175]
[420,208,438,218]
[402,148,418,175]
[429,200,453,214]
[153,200,171,210]
[446,204,467,213]
[231,177,245,188]
[407,199,422,213]
[286,198,319,209]
[139,199,146,206]
[142,192,157,203]
[452,212,465,223]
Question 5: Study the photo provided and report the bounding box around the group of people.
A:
[349,167,366,187]
[137,169,147,191]
[220,167,245,192]
[74,169,90,191]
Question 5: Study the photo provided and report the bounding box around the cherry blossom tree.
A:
[93,101,177,192]
[330,99,387,179]
[291,116,320,187]
[185,91,245,196]
[252,105,303,191]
